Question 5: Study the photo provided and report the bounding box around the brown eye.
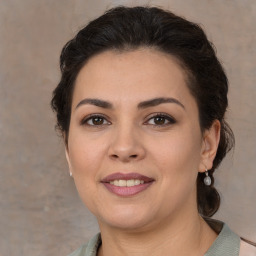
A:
[81,115,110,126]
[91,117,104,125]
[146,113,176,126]
[154,116,166,125]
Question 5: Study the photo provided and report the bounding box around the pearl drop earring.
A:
[204,170,211,186]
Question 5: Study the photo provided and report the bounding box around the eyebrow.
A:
[138,97,185,109]
[75,97,185,110]
[76,98,113,109]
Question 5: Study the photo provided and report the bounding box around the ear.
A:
[64,134,73,177]
[199,120,221,173]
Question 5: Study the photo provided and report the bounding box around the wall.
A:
[0,0,255,255]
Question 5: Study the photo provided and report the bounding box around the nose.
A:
[108,125,146,162]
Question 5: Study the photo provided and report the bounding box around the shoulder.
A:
[205,218,256,256]
[68,234,101,256]
[68,244,87,256]
[240,239,256,256]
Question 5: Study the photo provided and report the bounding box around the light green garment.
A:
[68,220,240,256]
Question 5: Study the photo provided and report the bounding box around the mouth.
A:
[101,172,155,197]
[109,179,146,187]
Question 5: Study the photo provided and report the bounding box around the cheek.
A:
[68,132,106,177]
[67,135,106,210]
[147,127,202,188]
[150,129,202,164]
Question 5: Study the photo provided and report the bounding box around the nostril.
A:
[130,154,138,158]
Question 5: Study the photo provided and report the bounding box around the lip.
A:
[101,172,154,183]
[101,172,155,197]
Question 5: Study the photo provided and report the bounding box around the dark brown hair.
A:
[51,6,234,217]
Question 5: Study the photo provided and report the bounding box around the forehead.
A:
[72,48,193,109]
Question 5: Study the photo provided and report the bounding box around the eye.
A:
[146,113,176,127]
[81,114,111,126]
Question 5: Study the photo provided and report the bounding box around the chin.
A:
[97,205,156,231]
[102,217,152,231]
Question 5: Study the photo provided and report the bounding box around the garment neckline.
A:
[204,218,240,256]
[80,219,240,256]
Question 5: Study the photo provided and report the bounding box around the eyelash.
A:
[80,113,176,127]
[80,114,110,127]
[145,112,176,127]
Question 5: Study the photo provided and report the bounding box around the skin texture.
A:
[65,48,220,255]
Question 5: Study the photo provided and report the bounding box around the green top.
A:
[68,220,241,256]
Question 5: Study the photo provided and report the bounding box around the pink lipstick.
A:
[101,172,154,197]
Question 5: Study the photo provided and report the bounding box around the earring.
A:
[69,171,72,177]
[204,170,211,186]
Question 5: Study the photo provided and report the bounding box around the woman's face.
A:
[66,48,215,231]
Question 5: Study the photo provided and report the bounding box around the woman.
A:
[51,6,256,256]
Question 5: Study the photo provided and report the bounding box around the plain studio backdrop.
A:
[0,0,255,255]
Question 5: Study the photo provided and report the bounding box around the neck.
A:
[97,208,217,256]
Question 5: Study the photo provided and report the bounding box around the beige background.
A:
[0,0,255,255]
